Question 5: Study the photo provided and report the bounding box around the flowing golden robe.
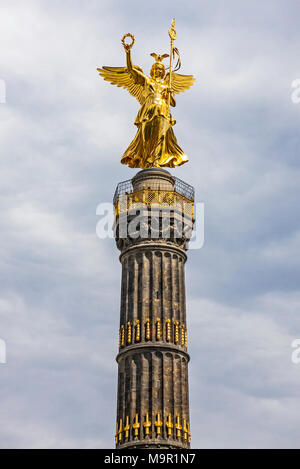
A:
[97,51,195,169]
[122,77,187,168]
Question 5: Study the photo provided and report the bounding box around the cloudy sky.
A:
[0,0,300,448]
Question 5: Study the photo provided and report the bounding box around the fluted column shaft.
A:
[114,169,194,449]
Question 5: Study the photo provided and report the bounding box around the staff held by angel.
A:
[97,20,195,169]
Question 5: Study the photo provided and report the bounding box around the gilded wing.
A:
[164,72,195,94]
[97,66,146,105]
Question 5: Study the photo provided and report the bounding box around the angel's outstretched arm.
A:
[124,47,146,85]
[97,36,148,104]
[125,49,134,72]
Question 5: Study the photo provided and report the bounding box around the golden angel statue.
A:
[97,21,195,169]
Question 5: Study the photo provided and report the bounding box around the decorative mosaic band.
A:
[115,412,191,446]
[118,319,188,350]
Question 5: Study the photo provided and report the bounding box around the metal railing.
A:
[115,188,194,217]
[113,176,194,205]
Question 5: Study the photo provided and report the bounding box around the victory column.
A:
[97,20,195,449]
